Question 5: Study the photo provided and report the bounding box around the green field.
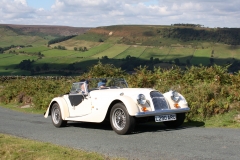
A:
[1,25,240,75]
[0,26,47,48]
[42,49,77,57]
[213,44,240,64]
[0,35,47,47]
[166,47,194,63]
[191,48,212,65]
[114,45,146,59]
[19,46,50,53]
[140,47,170,60]
[91,44,130,59]
[51,39,100,50]
[0,54,38,75]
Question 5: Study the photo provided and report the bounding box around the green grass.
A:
[33,43,116,69]
[204,110,240,128]
[41,49,77,57]
[1,25,240,76]
[114,45,146,59]
[0,133,120,160]
[0,53,38,75]
[91,44,129,59]
[72,43,114,58]
[140,47,170,60]
[19,46,50,53]
[0,103,45,114]
[191,48,211,65]
[213,44,238,64]
[0,35,47,47]
[34,57,67,68]
[51,39,100,50]
[166,47,194,63]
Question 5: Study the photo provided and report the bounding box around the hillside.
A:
[0,24,91,37]
[0,24,240,76]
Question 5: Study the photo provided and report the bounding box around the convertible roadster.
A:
[44,78,190,135]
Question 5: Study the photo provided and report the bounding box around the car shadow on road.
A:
[66,121,113,131]
[66,120,205,134]
[133,121,205,134]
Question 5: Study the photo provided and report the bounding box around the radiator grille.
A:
[150,91,169,110]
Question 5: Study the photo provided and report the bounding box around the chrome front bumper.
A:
[135,108,190,117]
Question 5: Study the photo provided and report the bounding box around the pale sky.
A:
[0,0,239,28]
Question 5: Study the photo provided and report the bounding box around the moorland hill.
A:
[0,24,240,76]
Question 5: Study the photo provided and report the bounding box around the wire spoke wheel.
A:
[110,103,135,135]
[112,108,126,130]
[51,103,67,127]
[52,107,60,124]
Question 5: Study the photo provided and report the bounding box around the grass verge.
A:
[0,103,45,115]
[0,133,119,160]
[203,110,240,128]
[184,110,240,128]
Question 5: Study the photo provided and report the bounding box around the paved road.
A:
[0,106,240,160]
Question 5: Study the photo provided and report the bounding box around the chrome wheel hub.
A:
[112,108,126,130]
[52,107,60,124]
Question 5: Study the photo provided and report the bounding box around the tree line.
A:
[0,45,32,54]
[160,28,240,45]
[48,35,77,45]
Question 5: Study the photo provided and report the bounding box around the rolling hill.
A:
[0,24,240,76]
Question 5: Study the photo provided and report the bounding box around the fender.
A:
[44,96,70,120]
[113,95,140,116]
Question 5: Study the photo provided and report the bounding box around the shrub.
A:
[0,64,239,121]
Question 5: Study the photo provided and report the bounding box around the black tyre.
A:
[51,103,67,127]
[163,113,185,128]
[110,103,135,135]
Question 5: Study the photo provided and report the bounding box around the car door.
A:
[68,82,92,117]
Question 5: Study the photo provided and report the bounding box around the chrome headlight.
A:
[171,91,180,102]
[137,94,146,105]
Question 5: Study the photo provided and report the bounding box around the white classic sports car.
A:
[44,78,190,135]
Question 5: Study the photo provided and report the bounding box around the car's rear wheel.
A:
[110,103,135,135]
[51,103,67,127]
[163,113,185,128]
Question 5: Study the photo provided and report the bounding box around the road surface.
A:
[0,106,239,160]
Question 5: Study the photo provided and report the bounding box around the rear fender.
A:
[44,97,70,120]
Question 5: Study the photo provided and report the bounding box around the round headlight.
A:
[171,91,180,102]
[137,94,146,105]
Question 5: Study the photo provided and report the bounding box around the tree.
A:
[153,58,160,64]
[210,58,214,64]
[36,66,41,72]
[67,64,75,70]
[102,56,109,60]
[74,47,77,51]
[42,63,49,71]
[174,58,180,65]
[16,59,33,70]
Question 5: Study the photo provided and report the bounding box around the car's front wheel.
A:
[51,103,67,127]
[110,103,135,135]
[163,113,185,128]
